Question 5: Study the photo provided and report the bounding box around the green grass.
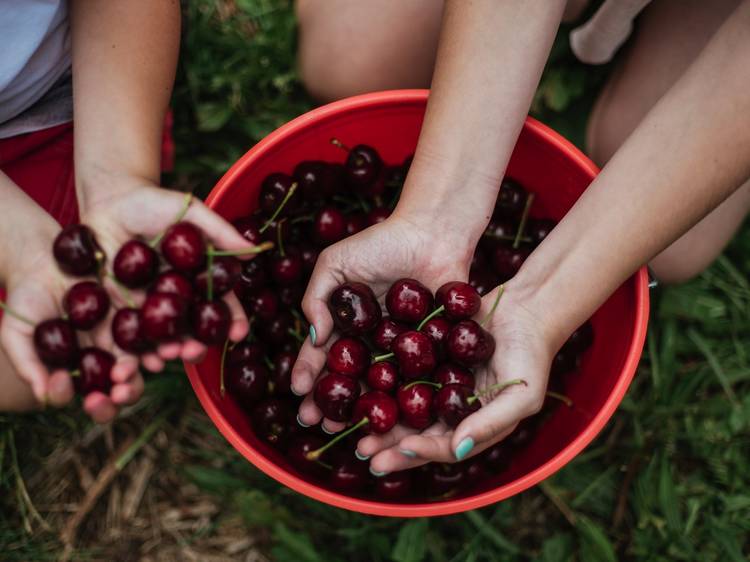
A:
[1,1,749,560]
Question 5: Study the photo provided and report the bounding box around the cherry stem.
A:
[467,378,527,405]
[0,301,34,327]
[104,271,136,309]
[150,192,193,248]
[263,355,275,370]
[481,284,504,328]
[259,182,298,234]
[330,138,351,153]
[219,339,230,397]
[206,244,215,302]
[70,369,81,378]
[291,214,314,224]
[306,417,369,461]
[287,327,305,344]
[546,391,574,407]
[483,232,532,243]
[372,352,395,363]
[208,241,274,256]
[512,192,535,249]
[276,218,286,258]
[416,305,445,331]
[402,380,442,391]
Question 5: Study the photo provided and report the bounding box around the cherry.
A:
[483,442,511,472]
[74,347,114,395]
[63,281,110,330]
[152,270,195,302]
[420,317,452,360]
[277,336,300,354]
[269,250,304,286]
[566,321,594,353]
[261,217,290,245]
[328,282,382,336]
[471,247,489,271]
[367,206,391,226]
[314,372,361,421]
[341,143,383,189]
[345,213,368,237]
[196,256,241,297]
[327,337,370,378]
[278,285,303,308]
[227,341,264,366]
[161,221,206,273]
[242,288,279,322]
[551,347,578,377]
[294,161,340,200]
[313,206,346,246]
[260,173,298,216]
[192,300,231,345]
[463,458,488,483]
[527,218,556,246]
[434,363,474,387]
[33,319,78,368]
[140,292,189,341]
[252,398,295,446]
[372,316,408,351]
[392,331,437,379]
[352,391,398,433]
[435,281,481,320]
[434,384,480,427]
[397,382,435,429]
[507,420,537,450]
[260,311,294,345]
[233,216,264,246]
[235,257,268,294]
[329,459,369,493]
[469,267,498,297]
[113,240,159,288]
[112,308,151,354]
[53,224,102,276]
[376,471,413,500]
[270,351,295,394]
[288,434,328,476]
[447,320,496,367]
[422,463,466,496]
[484,218,516,242]
[225,360,269,407]
[366,361,399,392]
[492,244,530,282]
[298,243,319,275]
[386,278,434,323]
[494,178,526,218]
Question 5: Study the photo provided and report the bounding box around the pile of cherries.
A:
[26,203,267,397]
[218,140,593,501]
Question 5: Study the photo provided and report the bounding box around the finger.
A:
[142,353,165,373]
[111,355,140,384]
[300,249,338,347]
[369,446,429,475]
[321,419,347,434]
[83,392,118,424]
[224,292,249,342]
[46,370,75,407]
[297,392,323,426]
[397,422,457,463]
[111,372,145,405]
[185,199,261,257]
[356,424,419,458]
[291,336,328,396]
[180,340,208,363]
[1,322,50,402]
[157,342,182,361]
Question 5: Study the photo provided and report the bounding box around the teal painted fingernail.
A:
[369,467,388,477]
[399,449,417,458]
[296,414,310,428]
[322,425,337,435]
[455,437,474,461]
[355,450,370,461]
[309,325,317,346]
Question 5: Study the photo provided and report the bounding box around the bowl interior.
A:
[187,91,646,516]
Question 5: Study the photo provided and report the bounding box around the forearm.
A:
[395,0,566,247]
[70,0,180,211]
[515,0,750,347]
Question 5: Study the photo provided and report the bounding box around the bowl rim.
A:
[186,89,650,517]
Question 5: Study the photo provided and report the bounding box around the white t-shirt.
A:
[0,0,72,136]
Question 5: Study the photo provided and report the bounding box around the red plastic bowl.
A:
[185,90,649,517]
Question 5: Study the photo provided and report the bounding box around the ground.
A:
[1,1,749,560]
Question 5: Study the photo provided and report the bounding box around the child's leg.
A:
[586,0,747,283]
[0,348,39,411]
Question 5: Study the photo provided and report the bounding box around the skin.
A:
[293,0,750,474]
[0,1,258,423]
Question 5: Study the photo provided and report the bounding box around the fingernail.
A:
[399,449,417,458]
[455,437,474,461]
[355,450,370,461]
[322,425,337,435]
[296,414,310,428]
[369,467,388,477]
[291,386,304,397]
[309,325,317,346]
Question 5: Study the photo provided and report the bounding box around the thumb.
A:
[300,249,338,348]
[184,197,265,258]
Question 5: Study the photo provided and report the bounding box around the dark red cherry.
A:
[329,459,369,493]
[269,251,303,286]
[140,292,189,341]
[74,347,114,396]
[434,364,474,387]
[252,398,295,446]
[196,256,241,297]
[112,308,151,354]
[376,471,413,500]
[287,434,328,476]
[152,270,195,302]
[270,351,295,395]
[327,337,370,378]
[436,281,481,320]
[345,213,368,237]
[566,321,594,353]
[313,206,346,246]
[260,311,294,345]
[235,257,267,295]
[232,215,264,246]
[344,144,383,189]
[352,390,398,434]
[260,217,290,245]
[294,161,340,200]
[161,221,206,273]
[298,243,319,274]
[52,224,102,276]
[551,347,579,377]
[314,372,361,422]
[483,442,511,472]
[419,317,452,360]
[527,218,556,246]
[366,361,399,392]
[278,285,303,308]
[227,341,264,366]
[260,173,298,216]
[469,267,499,297]
[33,319,78,368]
[367,206,391,226]
[471,247,489,271]
[113,240,159,288]
[225,360,268,407]
[63,281,110,330]
[494,178,526,218]
[492,245,530,282]
[242,288,279,321]
[434,384,479,427]
[422,463,466,496]
[372,316,409,351]
[192,300,231,345]
[447,320,495,367]
[328,282,382,336]
[397,383,435,430]
[507,420,537,450]
[392,331,437,379]
[484,218,516,242]
[386,278,434,323]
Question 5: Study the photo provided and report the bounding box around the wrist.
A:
[2,221,59,290]
[75,165,155,217]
